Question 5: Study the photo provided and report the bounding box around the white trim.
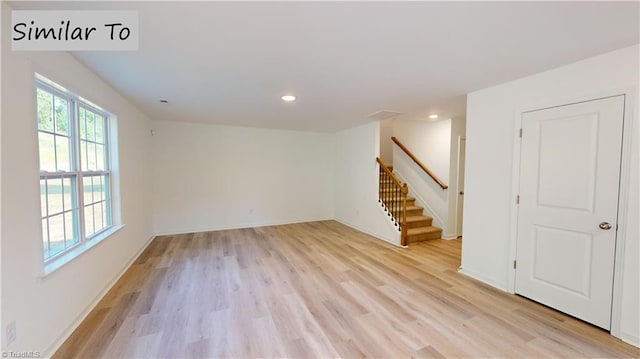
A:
[455,136,466,237]
[620,332,640,348]
[158,216,402,247]
[153,217,334,237]
[42,224,125,276]
[42,233,156,358]
[507,87,637,342]
[507,117,523,294]
[458,267,508,292]
[610,88,636,342]
[333,217,404,248]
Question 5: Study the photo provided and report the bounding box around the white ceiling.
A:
[13,1,640,132]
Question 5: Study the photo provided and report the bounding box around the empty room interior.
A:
[1,1,640,358]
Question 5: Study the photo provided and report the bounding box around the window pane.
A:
[95,116,105,144]
[80,140,88,171]
[71,208,80,245]
[55,135,71,171]
[64,211,74,247]
[96,144,105,171]
[80,108,87,140]
[40,179,47,216]
[37,88,54,132]
[87,142,97,170]
[38,132,56,172]
[54,97,69,135]
[106,176,111,201]
[83,176,95,205]
[47,177,64,215]
[103,200,110,227]
[42,219,50,259]
[85,111,96,142]
[62,177,73,211]
[102,176,111,227]
[48,214,65,257]
[96,176,103,203]
[84,205,95,237]
[94,202,104,233]
[82,174,111,237]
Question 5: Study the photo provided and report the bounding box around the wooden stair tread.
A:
[407,226,441,235]
[406,215,433,223]
[406,225,442,243]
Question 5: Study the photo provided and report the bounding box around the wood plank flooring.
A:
[54,220,639,358]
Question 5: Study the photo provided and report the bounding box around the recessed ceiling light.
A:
[281,95,296,102]
[429,114,439,119]
[160,99,169,104]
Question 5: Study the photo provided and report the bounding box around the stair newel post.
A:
[401,183,408,246]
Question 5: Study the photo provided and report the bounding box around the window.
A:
[36,77,113,262]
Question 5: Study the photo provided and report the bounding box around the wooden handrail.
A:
[391,137,448,190]
[376,158,404,189]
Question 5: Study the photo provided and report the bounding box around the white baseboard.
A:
[333,218,402,248]
[154,216,334,237]
[457,267,509,293]
[620,331,640,348]
[43,234,156,358]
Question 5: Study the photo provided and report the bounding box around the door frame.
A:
[507,87,636,340]
[455,136,466,237]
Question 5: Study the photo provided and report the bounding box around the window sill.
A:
[42,224,125,277]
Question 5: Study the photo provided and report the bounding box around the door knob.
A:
[599,222,612,230]
[459,191,464,195]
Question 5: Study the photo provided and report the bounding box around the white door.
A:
[515,95,624,330]
[456,137,466,236]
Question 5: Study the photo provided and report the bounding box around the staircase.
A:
[379,167,442,244]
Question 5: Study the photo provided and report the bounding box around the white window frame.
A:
[36,76,115,265]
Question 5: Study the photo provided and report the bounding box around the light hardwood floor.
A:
[54,221,639,358]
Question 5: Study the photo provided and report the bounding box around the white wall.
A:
[1,3,154,355]
[151,120,334,235]
[379,118,394,165]
[392,147,448,232]
[393,118,452,184]
[333,122,401,246]
[462,45,639,345]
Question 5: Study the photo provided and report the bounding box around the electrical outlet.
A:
[6,321,16,345]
